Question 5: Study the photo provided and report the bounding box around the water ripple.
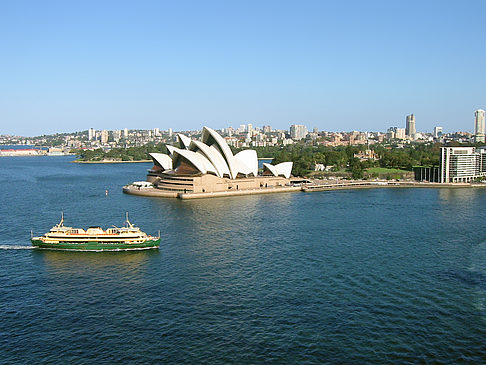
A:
[1,159,486,363]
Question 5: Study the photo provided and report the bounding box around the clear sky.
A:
[1,0,486,136]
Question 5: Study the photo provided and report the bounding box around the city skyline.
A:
[1,1,486,136]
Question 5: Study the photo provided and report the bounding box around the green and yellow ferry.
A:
[31,213,160,251]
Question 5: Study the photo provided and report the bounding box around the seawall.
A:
[123,180,485,200]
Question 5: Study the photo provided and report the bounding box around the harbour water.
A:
[1,156,485,363]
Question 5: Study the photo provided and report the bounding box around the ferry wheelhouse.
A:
[31,213,160,251]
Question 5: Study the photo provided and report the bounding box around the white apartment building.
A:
[440,146,486,183]
[100,130,109,144]
[387,127,406,140]
[290,124,308,140]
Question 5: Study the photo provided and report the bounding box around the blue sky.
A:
[1,0,485,136]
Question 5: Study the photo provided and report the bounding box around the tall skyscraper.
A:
[405,114,416,138]
[474,109,485,143]
[88,128,95,140]
[290,124,308,140]
[123,128,128,138]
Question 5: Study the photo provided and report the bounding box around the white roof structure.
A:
[171,147,217,175]
[177,134,192,149]
[166,145,177,156]
[149,153,173,170]
[263,162,293,179]
[150,126,293,179]
[201,127,240,179]
[234,150,258,177]
[189,140,231,178]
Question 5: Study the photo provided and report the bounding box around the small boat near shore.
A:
[31,213,160,251]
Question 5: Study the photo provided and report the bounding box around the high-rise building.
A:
[123,128,128,138]
[153,128,160,136]
[405,114,416,138]
[101,130,109,144]
[387,127,405,140]
[88,128,95,141]
[263,125,271,133]
[395,128,406,140]
[434,126,443,138]
[168,128,173,137]
[474,109,485,143]
[290,124,308,140]
[247,124,253,134]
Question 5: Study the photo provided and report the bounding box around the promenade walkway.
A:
[123,180,480,200]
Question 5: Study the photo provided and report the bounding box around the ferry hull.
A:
[31,238,160,251]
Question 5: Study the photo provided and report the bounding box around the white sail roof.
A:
[234,150,258,177]
[263,162,293,178]
[189,140,230,178]
[177,134,192,149]
[156,126,292,180]
[166,145,177,156]
[149,153,173,170]
[171,147,217,175]
[201,127,239,179]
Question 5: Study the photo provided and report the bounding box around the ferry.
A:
[31,213,160,251]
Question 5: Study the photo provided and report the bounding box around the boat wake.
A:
[0,245,34,250]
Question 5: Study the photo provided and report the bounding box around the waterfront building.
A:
[434,126,443,138]
[440,146,486,183]
[405,114,416,139]
[145,127,293,194]
[474,109,485,143]
[290,124,308,140]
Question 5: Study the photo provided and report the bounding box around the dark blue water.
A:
[1,157,485,363]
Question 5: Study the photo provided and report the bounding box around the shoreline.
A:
[123,180,486,200]
[73,159,152,164]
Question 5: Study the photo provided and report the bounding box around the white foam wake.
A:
[0,245,34,250]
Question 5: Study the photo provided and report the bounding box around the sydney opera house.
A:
[144,127,293,195]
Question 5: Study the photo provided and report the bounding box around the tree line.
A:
[74,141,449,178]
